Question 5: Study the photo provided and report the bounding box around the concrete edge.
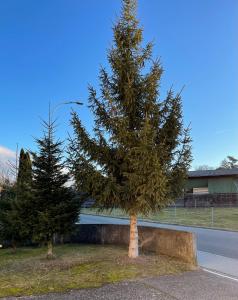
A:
[73,224,197,266]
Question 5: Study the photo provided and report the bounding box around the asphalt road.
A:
[80,214,238,260]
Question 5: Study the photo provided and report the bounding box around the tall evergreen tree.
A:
[69,0,192,258]
[0,149,33,249]
[17,149,32,188]
[32,115,80,258]
[15,148,33,241]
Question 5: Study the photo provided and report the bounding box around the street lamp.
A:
[63,101,83,105]
[51,100,83,114]
[49,100,83,121]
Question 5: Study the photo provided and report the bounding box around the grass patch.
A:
[81,207,238,231]
[0,244,193,297]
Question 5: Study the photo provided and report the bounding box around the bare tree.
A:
[195,165,214,171]
[218,156,238,169]
[5,144,19,182]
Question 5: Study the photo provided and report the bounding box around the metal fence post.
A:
[211,206,214,227]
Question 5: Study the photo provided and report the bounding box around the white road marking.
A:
[202,268,238,282]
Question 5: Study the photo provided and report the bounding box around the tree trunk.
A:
[47,240,53,259]
[52,233,56,245]
[12,240,16,253]
[128,214,138,258]
[60,234,64,245]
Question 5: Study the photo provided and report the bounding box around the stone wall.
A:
[70,224,197,265]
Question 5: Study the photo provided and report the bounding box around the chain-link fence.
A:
[175,193,238,208]
[81,193,238,231]
[163,194,238,230]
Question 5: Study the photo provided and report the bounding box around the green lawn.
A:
[0,244,192,298]
[81,207,238,231]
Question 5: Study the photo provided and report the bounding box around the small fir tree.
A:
[69,0,192,258]
[32,115,80,258]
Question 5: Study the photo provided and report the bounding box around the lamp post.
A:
[48,100,83,124]
[51,100,83,116]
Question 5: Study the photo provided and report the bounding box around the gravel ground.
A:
[4,270,238,300]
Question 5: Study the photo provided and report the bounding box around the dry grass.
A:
[0,244,193,298]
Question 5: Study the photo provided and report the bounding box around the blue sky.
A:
[0,0,238,169]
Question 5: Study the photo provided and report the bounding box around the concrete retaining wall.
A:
[70,224,197,265]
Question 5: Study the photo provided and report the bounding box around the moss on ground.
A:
[0,244,193,297]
